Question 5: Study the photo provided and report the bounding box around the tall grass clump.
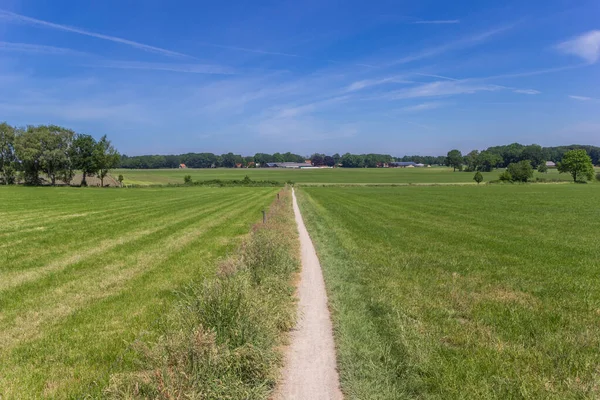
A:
[106,189,299,399]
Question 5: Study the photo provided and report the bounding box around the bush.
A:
[507,160,533,182]
[183,174,192,184]
[473,171,483,184]
[537,163,548,173]
[499,170,512,182]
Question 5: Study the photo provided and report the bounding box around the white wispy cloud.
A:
[346,76,414,92]
[400,102,445,112]
[0,41,89,56]
[556,30,600,64]
[273,96,351,118]
[513,89,540,95]
[569,95,594,101]
[0,9,191,58]
[387,80,504,100]
[388,25,513,66]
[414,73,459,81]
[413,20,460,24]
[90,61,236,75]
[0,9,299,59]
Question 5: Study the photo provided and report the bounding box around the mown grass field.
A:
[298,185,600,399]
[115,167,519,185]
[0,186,277,398]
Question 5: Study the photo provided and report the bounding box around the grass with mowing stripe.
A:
[297,184,600,399]
[0,186,278,398]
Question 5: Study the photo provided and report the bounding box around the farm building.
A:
[389,162,417,168]
[179,163,187,169]
[546,161,556,167]
[265,162,313,169]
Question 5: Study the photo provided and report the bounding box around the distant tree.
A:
[477,151,502,172]
[94,135,120,187]
[323,155,335,167]
[507,160,533,182]
[39,126,75,186]
[446,149,463,171]
[537,163,548,173]
[521,144,544,168]
[311,153,325,166]
[332,153,341,166]
[464,150,480,172]
[473,171,483,184]
[557,149,595,182]
[71,134,97,186]
[184,175,192,184]
[0,122,17,184]
[118,174,124,186]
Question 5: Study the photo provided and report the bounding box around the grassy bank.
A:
[298,185,600,399]
[106,188,299,399]
[0,186,278,398]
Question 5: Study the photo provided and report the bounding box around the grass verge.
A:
[106,188,299,399]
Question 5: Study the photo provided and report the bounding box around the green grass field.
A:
[0,186,277,398]
[297,185,600,399]
[114,167,512,185]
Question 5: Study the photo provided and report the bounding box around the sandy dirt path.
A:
[274,189,343,400]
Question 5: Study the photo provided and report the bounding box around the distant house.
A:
[179,164,187,169]
[247,161,255,167]
[389,161,417,168]
[546,161,556,167]
[235,163,243,168]
[305,160,312,165]
[415,163,426,168]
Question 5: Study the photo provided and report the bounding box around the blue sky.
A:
[0,0,599,156]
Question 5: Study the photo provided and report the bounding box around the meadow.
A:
[297,185,600,399]
[0,186,278,398]
[114,167,513,185]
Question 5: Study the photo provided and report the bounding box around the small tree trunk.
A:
[81,172,87,186]
[51,175,56,186]
[101,176,104,187]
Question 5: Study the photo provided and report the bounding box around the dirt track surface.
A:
[274,189,343,400]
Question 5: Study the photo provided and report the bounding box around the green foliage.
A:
[117,174,124,185]
[71,134,97,186]
[537,163,548,173]
[473,171,483,184]
[446,149,463,171]
[557,149,595,182]
[183,174,192,184]
[0,122,17,184]
[507,160,533,182]
[499,170,513,182]
[94,135,120,187]
[596,172,600,182]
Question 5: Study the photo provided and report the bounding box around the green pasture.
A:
[113,167,588,186]
[297,184,600,399]
[0,186,277,398]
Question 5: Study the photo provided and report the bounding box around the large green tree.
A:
[94,135,120,187]
[15,126,44,185]
[39,126,75,186]
[0,122,17,184]
[446,149,463,171]
[71,134,97,186]
[557,149,595,182]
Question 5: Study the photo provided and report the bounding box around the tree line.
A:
[0,122,119,186]
[446,143,600,173]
